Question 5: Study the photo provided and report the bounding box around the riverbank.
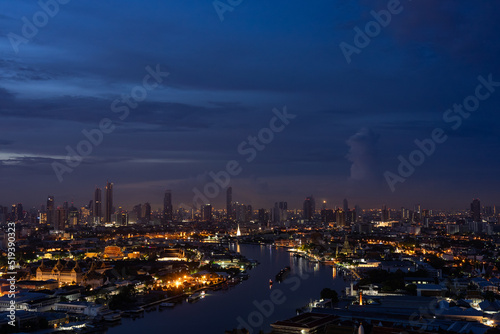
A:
[104,244,348,334]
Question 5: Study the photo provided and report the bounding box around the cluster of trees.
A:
[320,288,339,303]
[109,285,136,310]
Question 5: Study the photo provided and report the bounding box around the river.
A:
[106,243,347,334]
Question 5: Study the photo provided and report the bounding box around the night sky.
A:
[1,0,499,211]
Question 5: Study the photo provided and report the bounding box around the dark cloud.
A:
[0,0,498,209]
[346,128,380,181]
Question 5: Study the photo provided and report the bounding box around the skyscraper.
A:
[46,196,55,227]
[335,208,346,227]
[303,196,315,221]
[164,190,173,222]
[201,204,212,222]
[68,205,79,227]
[343,198,349,213]
[94,188,102,223]
[142,202,151,222]
[226,187,232,220]
[382,205,390,222]
[105,181,113,223]
[471,198,481,222]
[55,207,67,231]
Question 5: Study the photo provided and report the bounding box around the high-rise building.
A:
[94,188,102,222]
[63,201,69,221]
[55,207,67,231]
[343,198,349,213]
[334,208,346,227]
[258,208,267,223]
[471,199,481,222]
[163,190,173,222]
[68,205,79,227]
[246,205,252,222]
[382,205,390,222]
[321,209,334,224]
[201,204,212,222]
[132,204,142,223]
[303,196,315,220]
[105,181,113,223]
[142,202,152,222]
[11,203,23,221]
[46,196,55,227]
[414,204,422,222]
[355,205,362,222]
[226,187,232,220]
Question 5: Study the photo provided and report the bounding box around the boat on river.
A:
[187,291,205,302]
[160,302,175,308]
[275,266,291,282]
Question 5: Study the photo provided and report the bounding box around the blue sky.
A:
[1,0,499,211]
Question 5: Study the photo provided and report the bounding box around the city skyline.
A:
[1,184,497,214]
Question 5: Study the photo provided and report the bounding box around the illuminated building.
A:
[103,246,124,259]
[94,187,102,224]
[46,196,55,227]
[105,181,113,223]
[68,205,79,227]
[36,260,84,286]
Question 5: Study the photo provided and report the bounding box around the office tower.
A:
[55,207,67,231]
[105,181,113,223]
[16,203,23,221]
[232,203,246,222]
[346,209,355,224]
[201,204,212,222]
[226,187,232,220]
[382,205,390,222]
[343,198,349,213]
[163,190,173,222]
[258,209,267,223]
[94,188,102,222]
[246,205,253,222]
[321,209,334,224]
[303,196,315,220]
[142,202,151,222]
[414,204,422,221]
[47,196,55,227]
[131,204,142,223]
[334,208,346,227]
[63,201,69,221]
[355,205,362,222]
[68,205,79,227]
[471,199,481,222]
[11,204,23,221]
[272,202,280,223]
[484,206,494,218]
